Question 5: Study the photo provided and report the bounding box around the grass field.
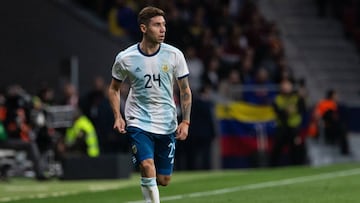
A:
[1,163,360,203]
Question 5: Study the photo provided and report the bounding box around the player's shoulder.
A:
[161,43,184,55]
[115,44,139,60]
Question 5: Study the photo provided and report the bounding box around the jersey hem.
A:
[177,73,189,80]
[127,124,177,135]
[112,76,122,82]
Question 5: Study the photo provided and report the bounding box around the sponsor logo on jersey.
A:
[135,67,141,72]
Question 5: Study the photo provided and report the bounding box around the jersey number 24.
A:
[144,74,161,88]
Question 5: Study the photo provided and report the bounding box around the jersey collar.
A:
[137,43,161,57]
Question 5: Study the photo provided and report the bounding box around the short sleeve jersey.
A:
[112,43,189,134]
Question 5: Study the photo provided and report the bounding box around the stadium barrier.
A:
[60,153,132,180]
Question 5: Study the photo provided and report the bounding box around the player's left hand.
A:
[113,117,127,134]
[176,121,189,140]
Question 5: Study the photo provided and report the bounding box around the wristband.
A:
[182,120,190,126]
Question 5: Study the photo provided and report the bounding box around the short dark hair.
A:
[138,6,165,26]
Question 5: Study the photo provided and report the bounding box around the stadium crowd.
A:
[2,0,350,179]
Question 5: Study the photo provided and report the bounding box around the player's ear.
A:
[140,24,147,33]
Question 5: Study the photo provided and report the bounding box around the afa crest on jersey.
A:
[132,144,137,154]
[161,64,169,72]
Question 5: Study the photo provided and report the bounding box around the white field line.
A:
[127,168,360,203]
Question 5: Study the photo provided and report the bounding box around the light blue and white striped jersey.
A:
[112,43,189,134]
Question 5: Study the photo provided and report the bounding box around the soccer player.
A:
[108,6,192,203]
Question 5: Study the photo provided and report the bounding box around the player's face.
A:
[144,16,166,44]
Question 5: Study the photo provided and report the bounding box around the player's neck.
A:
[139,40,160,55]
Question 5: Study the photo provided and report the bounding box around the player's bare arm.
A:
[176,76,192,140]
[108,78,126,134]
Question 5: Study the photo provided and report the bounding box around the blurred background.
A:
[0,0,360,180]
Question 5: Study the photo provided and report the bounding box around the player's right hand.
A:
[113,117,127,134]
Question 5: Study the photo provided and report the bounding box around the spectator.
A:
[218,68,242,101]
[202,57,221,91]
[311,89,350,155]
[38,86,55,106]
[242,67,276,105]
[4,85,32,143]
[270,80,307,166]
[260,22,285,80]
[61,83,79,107]
[185,46,204,94]
[80,76,106,123]
[30,96,53,154]
[57,108,100,159]
[239,52,255,83]
[243,5,269,67]
[273,57,295,84]
[222,25,248,66]
[296,78,308,102]
[197,28,219,65]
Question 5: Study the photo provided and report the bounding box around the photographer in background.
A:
[0,85,47,180]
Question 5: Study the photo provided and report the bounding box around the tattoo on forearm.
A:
[179,78,189,90]
[180,81,188,90]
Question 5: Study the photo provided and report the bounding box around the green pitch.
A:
[1,163,360,203]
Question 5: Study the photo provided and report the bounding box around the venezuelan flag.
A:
[216,102,276,168]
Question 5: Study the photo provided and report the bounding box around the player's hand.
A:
[176,121,189,140]
[113,117,127,134]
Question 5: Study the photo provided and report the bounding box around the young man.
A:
[108,6,192,203]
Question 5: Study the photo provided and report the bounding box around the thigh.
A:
[154,133,176,175]
[127,127,154,166]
